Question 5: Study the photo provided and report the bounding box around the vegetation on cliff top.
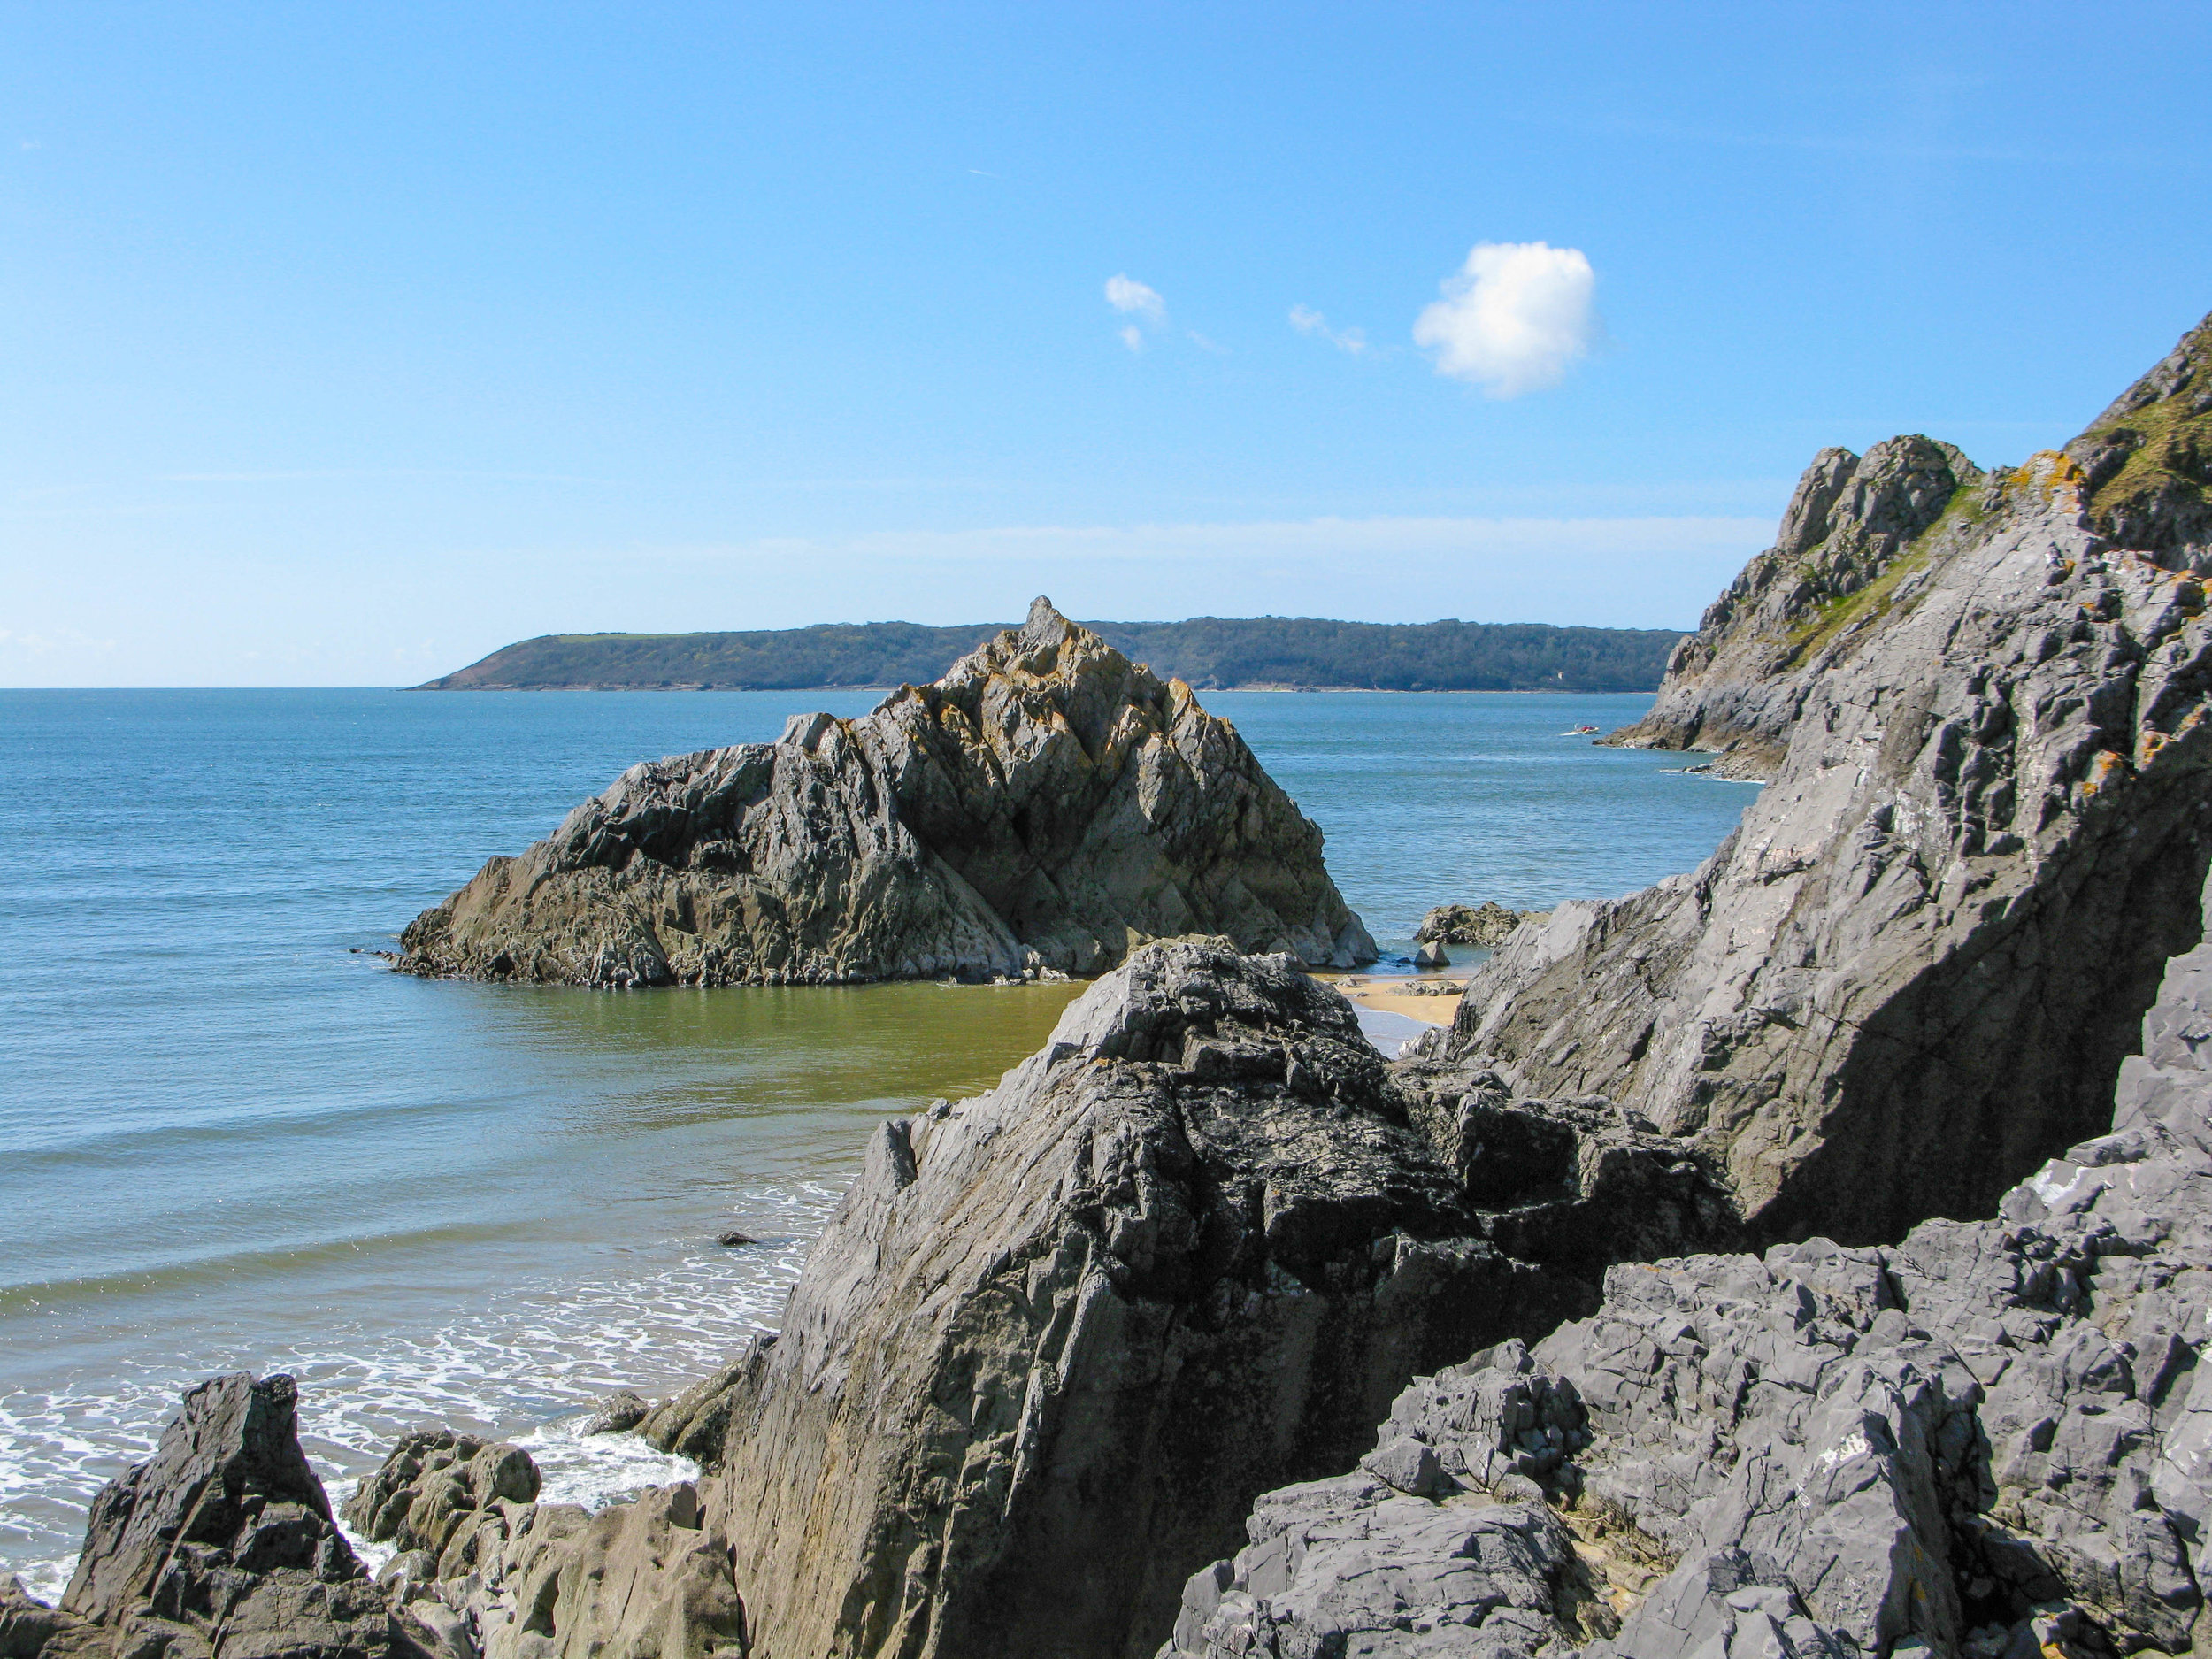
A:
[420,614,1687,693]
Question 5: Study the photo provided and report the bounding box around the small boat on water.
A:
[1559,724,1601,735]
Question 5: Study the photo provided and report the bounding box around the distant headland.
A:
[416,614,1687,693]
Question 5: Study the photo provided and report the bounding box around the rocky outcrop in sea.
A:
[396,598,1378,987]
[1416,902,1551,949]
[1430,311,2212,1248]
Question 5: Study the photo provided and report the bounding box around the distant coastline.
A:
[419,614,1688,695]
[423,682,1640,695]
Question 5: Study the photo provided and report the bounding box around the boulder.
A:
[1161,868,2212,1657]
[14,1373,406,1659]
[1413,902,1548,949]
[1411,940,1449,970]
[1445,313,2212,1248]
[396,598,1377,987]
[340,1432,541,1574]
[699,941,1738,1659]
[576,1391,649,1436]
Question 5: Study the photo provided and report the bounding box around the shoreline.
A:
[1326,973,1464,1026]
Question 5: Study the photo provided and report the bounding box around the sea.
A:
[0,687,1756,1596]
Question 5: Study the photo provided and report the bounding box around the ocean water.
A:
[0,687,1755,1595]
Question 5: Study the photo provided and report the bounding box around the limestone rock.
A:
[35,1373,403,1659]
[1602,434,1988,778]
[359,1476,748,1659]
[1411,940,1449,969]
[1446,315,2212,1247]
[2067,308,2212,566]
[576,1391,649,1436]
[396,598,1376,987]
[340,1432,541,1572]
[634,1360,754,1465]
[700,941,1734,1659]
[1413,902,1548,949]
[1164,872,2212,1658]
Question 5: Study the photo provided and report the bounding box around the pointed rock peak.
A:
[1022,594,1073,645]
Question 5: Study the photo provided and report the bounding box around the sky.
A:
[3,4,2208,687]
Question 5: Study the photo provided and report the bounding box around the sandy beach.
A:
[1326,974,1465,1026]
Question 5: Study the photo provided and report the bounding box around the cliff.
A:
[1168,862,2212,1658]
[396,598,1378,986]
[697,941,1738,1658]
[1434,311,2212,1248]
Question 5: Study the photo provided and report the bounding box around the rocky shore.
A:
[396,598,1377,987]
[14,315,2212,1659]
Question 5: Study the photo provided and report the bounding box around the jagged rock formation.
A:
[6,1373,405,1659]
[1604,434,1986,778]
[396,598,1376,987]
[340,1432,541,1569]
[1415,902,1552,949]
[1165,868,2212,1657]
[2068,310,2212,566]
[346,1433,748,1659]
[1436,313,2212,1248]
[694,941,1739,1659]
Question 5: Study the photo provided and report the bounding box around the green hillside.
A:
[421,614,1686,693]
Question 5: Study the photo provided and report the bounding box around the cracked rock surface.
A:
[396,597,1376,987]
[696,941,1738,1659]
[1164,872,2212,1657]
[1439,313,2212,1247]
[6,1373,403,1659]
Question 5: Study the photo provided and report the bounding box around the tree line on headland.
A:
[419,613,1687,693]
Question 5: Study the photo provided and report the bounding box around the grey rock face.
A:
[697,942,1736,1659]
[2068,309,2212,566]
[1165,880,2212,1658]
[1448,427,2212,1246]
[1415,902,1550,949]
[360,1477,748,1659]
[1604,434,1987,778]
[340,1432,541,1576]
[18,1373,404,1659]
[575,1391,649,1437]
[397,598,1376,987]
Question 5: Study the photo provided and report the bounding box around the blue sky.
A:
[4,3,2208,687]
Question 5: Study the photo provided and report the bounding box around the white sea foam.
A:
[0,1180,841,1600]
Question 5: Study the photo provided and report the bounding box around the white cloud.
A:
[1118,324,1144,352]
[1105,273,1165,322]
[1289,304,1368,356]
[1414,242,1598,397]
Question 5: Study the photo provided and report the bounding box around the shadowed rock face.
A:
[16,1373,404,1659]
[697,942,1738,1659]
[1438,313,2212,1248]
[396,598,1377,987]
[1167,866,2212,1659]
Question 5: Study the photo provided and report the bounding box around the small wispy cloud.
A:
[1106,273,1167,350]
[1289,304,1368,356]
[1414,242,1598,398]
[1105,274,1164,322]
